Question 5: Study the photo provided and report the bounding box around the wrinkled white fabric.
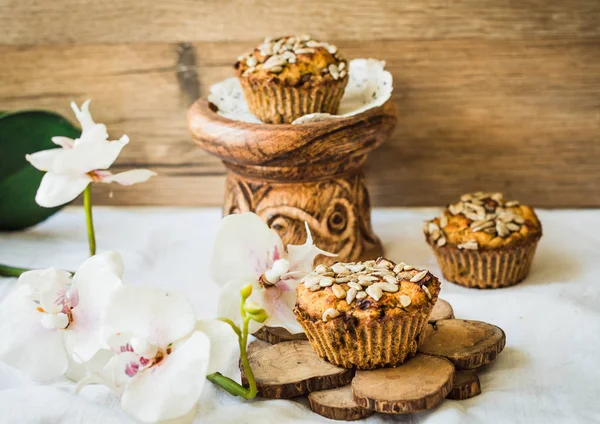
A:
[0,207,599,423]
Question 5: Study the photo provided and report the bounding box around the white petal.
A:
[258,284,303,334]
[65,348,115,383]
[70,99,98,133]
[0,289,68,381]
[65,252,124,362]
[25,148,64,172]
[18,268,71,292]
[53,135,129,175]
[103,286,196,349]
[216,279,263,334]
[195,319,239,374]
[99,169,157,186]
[122,332,211,423]
[210,212,284,286]
[35,172,91,207]
[52,136,74,148]
[77,123,109,145]
[287,222,336,273]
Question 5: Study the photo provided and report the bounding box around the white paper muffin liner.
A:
[208,59,393,125]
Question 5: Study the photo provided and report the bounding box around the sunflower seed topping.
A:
[422,285,432,300]
[348,282,363,291]
[399,295,412,307]
[377,282,399,293]
[332,284,346,299]
[322,308,340,322]
[356,291,367,300]
[315,264,329,274]
[365,285,383,301]
[240,35,346,77]
[458,240,479,250]
[319,276,334,287]
[428,192,529,243]
[346,288,357,304]
[331,263,350,274]
[410,270,428,283]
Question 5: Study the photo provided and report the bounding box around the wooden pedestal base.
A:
[188,99,397,264]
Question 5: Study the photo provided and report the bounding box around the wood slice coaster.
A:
[352,354,454,414]
[247,339,271,357]
[253,326,308,344]
[241,340,354,399]
[428,298,455,323]
[308,385,374,421]
[447,369,482,400]
[419,319,506,370]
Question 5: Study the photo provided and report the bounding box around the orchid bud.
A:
[243,301,262,315]
[240,283,253,299]
[247,309,269,323]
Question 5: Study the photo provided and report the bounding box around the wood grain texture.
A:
[240,340,355,399]
[419,320,506,370]
[308,385,374,421]
[2,0,599,45]
[447,369,482,400]
[352,354,455,414]
[189,98,396,263]
[0,37,599,207]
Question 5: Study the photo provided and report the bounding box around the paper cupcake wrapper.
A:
[432,239,540,289]
[239,77,347,124]
[296,308,431,370]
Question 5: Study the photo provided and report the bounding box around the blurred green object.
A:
[0,110,80,231]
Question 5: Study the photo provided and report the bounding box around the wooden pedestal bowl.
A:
[188,99,398,264]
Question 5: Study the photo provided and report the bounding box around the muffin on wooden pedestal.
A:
[234,35,349,124]
[424,192,542,289]
[294,258,441,370]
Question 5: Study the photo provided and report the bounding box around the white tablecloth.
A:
[1,207,599,424]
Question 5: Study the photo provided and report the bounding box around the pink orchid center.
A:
[35,287,78,330]
[119,337,173,379]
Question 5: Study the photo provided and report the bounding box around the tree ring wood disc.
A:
[241,340,354,399]
[351,354,454,414]
[247,339,271,357]
[308,385,374,421]
[428,298,455,323]
[447,369,482,400]
[253,326,308,344]
[419,319,506,369]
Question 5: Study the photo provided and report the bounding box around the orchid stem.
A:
[0,264,29,278]
[83,184,96,257]
[208,293,258,400]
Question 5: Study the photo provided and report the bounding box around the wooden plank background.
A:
[1,0,599,207]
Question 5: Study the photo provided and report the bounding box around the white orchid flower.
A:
[0,252,123,381]
[95,285,211,423]
[210,212,335,334]
[25,100,156,208]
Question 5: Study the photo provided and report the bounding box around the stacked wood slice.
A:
[241,298,505,420]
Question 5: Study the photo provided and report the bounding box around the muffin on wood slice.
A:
[234,35,349,124]
[294,257,441,370]
[424,192,542,289]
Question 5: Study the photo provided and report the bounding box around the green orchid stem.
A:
[83,184,96,257]
[209,297,258,399]
[0,264,30,278]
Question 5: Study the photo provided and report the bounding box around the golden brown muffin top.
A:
[295,258,440,323]
[234,35,348,87]
[424,192,542,251]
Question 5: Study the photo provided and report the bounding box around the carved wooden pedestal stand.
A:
[188,99,398,264]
